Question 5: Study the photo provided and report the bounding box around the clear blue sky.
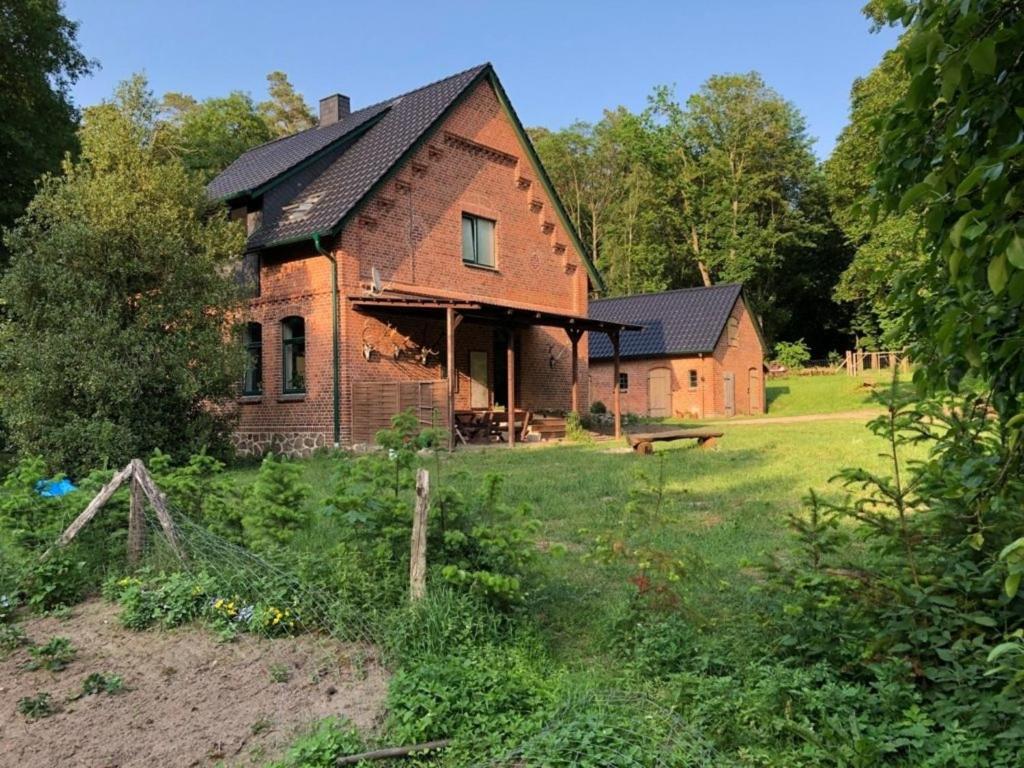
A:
[63,1,899,159]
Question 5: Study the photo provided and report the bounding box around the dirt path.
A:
[721,409,883,426]
[0,600,388,768]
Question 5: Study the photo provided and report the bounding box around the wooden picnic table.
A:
[626,429,724,454]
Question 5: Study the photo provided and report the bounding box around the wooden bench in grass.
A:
[627,429,724,454]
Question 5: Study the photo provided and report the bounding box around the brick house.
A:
[588,284,767,419]
[208,64,636,455]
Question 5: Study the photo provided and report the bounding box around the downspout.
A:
[313,233,341,449]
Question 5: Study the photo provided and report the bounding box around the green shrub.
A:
[772,339,811,370]
[17,692,56,720]
[590,400,607,414]
[269,717,364,768]
[565,411,591,443]
[242,455,310,551]
[380,587,504,666]
[385,641,555,753]
[27,636,75,671]
[80,672,124,696]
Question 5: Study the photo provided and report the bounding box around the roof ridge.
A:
[357,62,490,113]
[592,283,742,303]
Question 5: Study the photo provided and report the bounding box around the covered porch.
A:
[350,294,640,448]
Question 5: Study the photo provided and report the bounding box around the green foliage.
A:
[772,338,812,370]
[872,0,1024,418]
[380,587,505,666]
[242,455,310,551]
[259,71,316,138]
[0,75,247,474]
[765,386,1024,764]
[323,412,535,607]
[157,91,272,182]
[269,717,364,768]
[564,410,591,443]
[17,692,56,720]
[533,73,848,352]
[825,49,921,348]
[385,640,554,751]
[0,0,92,268]
[0,622,29,657]
[589,400,607,414]
[27,636,75,671]
[149,449,244,543]
[80,671,124,696]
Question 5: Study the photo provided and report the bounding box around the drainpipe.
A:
[313,232,341,449]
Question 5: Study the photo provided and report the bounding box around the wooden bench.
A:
[627,429,724,454]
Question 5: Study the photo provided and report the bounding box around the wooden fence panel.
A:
[351,380,449,445]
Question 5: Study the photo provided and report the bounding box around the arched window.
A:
[281,316,306,394]
[242,322,262,395]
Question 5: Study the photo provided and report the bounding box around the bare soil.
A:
[0,600,388,767]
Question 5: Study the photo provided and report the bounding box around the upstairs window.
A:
[462,214,495,268]
[281,316,306,394]
[618,372,629,392]
[688,369,699,390]
[243,322,263,395]
[727,317,739,347]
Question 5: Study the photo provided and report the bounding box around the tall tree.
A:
[259,71,315,137]
[159,91,272,182]
[650,74,835,343]
[0,0,92,268]
[0,76,246,473]
[825,50,921,347]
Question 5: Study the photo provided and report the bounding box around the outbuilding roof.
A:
[588,284,746,359]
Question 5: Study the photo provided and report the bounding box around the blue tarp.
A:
[35,478,78,498]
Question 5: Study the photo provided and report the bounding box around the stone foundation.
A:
[233,431,329,458]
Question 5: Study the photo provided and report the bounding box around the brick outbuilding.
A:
[588,285,767,419]
[208,64,636,455]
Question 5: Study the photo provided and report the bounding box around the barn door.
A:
[648,368,671,418]
[723,372,736,417]
[748,368,761,414]
[469,351,489,409]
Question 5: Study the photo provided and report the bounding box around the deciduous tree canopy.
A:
[0,77,247,473]
[0,0,92,268]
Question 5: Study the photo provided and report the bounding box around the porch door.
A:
[724,372,736,417]
[648,367,671,418]
[470,351,489,409]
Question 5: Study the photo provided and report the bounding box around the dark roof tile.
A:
[589,284,744,359]
[208,64,489,250]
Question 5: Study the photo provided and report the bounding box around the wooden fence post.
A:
[127,472,146,566]
[410,468,429,601]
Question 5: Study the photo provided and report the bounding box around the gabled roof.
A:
[207,64,603,288]
[588,284,746,359]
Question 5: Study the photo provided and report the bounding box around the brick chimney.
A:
[319,94,350,127]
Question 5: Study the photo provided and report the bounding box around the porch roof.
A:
[349,294,642,334]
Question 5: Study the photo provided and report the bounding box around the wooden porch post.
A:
[446,307,458,452]
[611,330,622,440]
[567,327,582,414]
[507,328,516,447]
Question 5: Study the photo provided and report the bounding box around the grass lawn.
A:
[262,416,919,665]
[762,371,912,417]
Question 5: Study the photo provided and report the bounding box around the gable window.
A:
[618,372,629,392]
[462,214,495,268]
[243,322,263,395]
[281,316,306,394]
[688,369,699,390]
[727,317,739,347]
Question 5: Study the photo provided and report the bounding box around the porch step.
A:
[530,416,566,440]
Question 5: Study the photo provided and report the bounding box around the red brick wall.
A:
[235,79,590,453]
[588,296,765,419]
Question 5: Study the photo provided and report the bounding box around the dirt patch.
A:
[0,600,388,767]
